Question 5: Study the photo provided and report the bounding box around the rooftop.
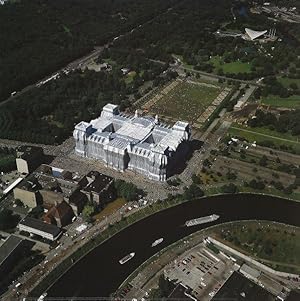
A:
[83,171,114,193]
[75,103,190,155]
[0,235,24,265]
[19,217,62,236]
[16,145,43,160]
[245,28,267,40]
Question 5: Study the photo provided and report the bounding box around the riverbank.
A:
[41,193,300,298]
[115,221,300,300]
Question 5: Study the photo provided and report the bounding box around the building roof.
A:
[74,103,191,156]
[19,217,61,236]
[83,172,113,193]
[54,201,73,219]
[168,283,195,300]
[240,264,261,279]
[16,175,41,192]
[245,28,267,40]
[16,145,43,161]
[0,235,24,265]
[44,201,74,222]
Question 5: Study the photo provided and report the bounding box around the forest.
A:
[0,0,179,101]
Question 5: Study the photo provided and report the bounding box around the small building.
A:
[0,235,33,278]
[43,201,74,227]
[15,146,44,174]
[13,176,42,208]
[18,217,62,241]
[121,68,130,75]
[79,171,115,205]
[234,100,245,111]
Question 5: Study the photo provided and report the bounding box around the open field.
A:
[213,221,300,274]
[228,124,300,153]
[277,77,300,88]
[261,94,300,109]
[210,56,252,74]
[149,81,222,122]
[93,198,126,222]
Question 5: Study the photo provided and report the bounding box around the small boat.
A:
[119,252,135,265]
[151,238,164,247]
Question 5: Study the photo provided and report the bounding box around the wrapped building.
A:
[73,104,191,181]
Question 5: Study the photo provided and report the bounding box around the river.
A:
[47,193,300,298]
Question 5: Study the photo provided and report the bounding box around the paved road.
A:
[177,66,263,86]
[230,126,300,144]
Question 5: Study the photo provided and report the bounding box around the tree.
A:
[15,199,23,207]
[248,179,265,190]
[184,183,204,199]
[0,209,20,230]
[221,183,238,194]
[82,204,95,220]
[192,174,202,184]
[114,179,140,201]
[259,155,268,167]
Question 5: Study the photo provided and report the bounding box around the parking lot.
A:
[165,242,238,300]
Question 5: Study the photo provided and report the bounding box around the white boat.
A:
[151,238,164,247]
[185,214,220,227]
[37,293,47,301]
[119,252,135,264]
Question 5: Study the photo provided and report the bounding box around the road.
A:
[230,126,300,144]
[180,119,232,183]
[177,65,263,86]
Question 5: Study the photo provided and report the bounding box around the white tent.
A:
[245,28,267,40]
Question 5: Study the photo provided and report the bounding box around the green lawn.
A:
[210,56,252,74]
[124,71,137,84]
[261,94,300,109]
[228,124,300,153]
[214,221,300,273]
[277,77,300,88]
[150,81,222,122]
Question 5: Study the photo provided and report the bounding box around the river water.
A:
[47,193,300,298]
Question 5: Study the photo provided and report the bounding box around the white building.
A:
[73,104,191,181]
[18,217,62,241]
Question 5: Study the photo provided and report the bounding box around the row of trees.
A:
[248,109,300,136]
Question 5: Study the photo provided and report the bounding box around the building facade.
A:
[73,104,191,181]
[18,217,62,241]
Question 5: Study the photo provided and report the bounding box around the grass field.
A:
[261,94,300,109]
[213,221,300,273]
[277,77,300,88]
[150,81,222,122]
[210,56,252,74]
[229,124,300,153]
[93,198,126,221]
